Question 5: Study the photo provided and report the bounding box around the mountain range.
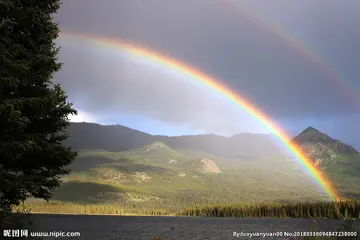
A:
[25,122,360,214]
[65,122,287,160]
[65,122,358,163]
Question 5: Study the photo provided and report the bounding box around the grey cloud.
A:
[55,0,360,130]
[328,114,360,150]
[56,39,265,135]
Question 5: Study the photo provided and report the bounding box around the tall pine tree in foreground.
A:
[0,0,77,209]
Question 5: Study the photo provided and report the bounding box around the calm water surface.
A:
[28,214,359,240]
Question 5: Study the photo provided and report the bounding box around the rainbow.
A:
[222,0,360,104]
[59,31,341,201]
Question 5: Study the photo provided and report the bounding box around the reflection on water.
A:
[28,214,359,240]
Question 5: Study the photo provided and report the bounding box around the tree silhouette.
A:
[0,0,77,208]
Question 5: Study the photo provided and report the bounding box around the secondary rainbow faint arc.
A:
[222,0,360,105]
[59,31,341,201]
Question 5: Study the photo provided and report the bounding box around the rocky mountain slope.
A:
[292,126,359,166]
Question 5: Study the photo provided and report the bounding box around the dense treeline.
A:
[12,201,169,216]
[180,200,360,219]
[19,199,360,219]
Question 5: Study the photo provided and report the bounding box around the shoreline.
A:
[23,212,358,220]
[24,212,176,217]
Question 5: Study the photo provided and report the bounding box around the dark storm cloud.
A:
[54,0,360,130]
[331,114,360,150]
[56,38,266,134]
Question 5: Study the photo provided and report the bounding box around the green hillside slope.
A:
[25,147,327,214]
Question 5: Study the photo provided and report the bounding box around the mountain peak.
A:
[292,126,358,156]
[300,126,321,134]
[292,126,332,144]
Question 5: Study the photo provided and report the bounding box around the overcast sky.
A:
[54,0,360,148]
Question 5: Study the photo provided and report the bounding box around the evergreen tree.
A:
[0,0,77,208]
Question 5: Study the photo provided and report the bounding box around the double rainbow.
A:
[59,31,341,201]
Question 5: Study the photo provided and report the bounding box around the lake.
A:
[24,214,359,240]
